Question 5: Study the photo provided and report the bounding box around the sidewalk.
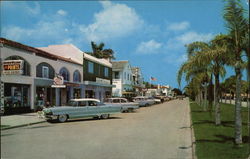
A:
[1,112,46,130]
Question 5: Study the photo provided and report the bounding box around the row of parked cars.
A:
[41,96,173,123]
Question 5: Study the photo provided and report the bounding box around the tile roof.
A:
[0,38,81,65]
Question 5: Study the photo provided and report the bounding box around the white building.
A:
[131,67,144,96]
[112,61,134,97]
[0,38,83,114]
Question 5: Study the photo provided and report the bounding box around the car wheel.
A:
[145,103,149,107]
[101,114,110,119]
[58,114,68,123]
[128,108,133,112]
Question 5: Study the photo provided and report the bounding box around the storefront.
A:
[4,83,31,114]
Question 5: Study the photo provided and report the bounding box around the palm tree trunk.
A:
[204,83,208,111]
[234,66,242,145]
[230,90,232,104]
[208,74,213,114]
[215,73,221,125]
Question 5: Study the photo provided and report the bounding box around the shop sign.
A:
[52,75,66,88]
[2,60,23,75]
[96,77,110,85]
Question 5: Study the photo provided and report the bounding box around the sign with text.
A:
[96,77,110,85]
[2,60,24,75]
[52,75,66,88]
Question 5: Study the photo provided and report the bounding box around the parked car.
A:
[42,98,122,122]
[104,98,139,112]
[148,97,162,104]
[133,96,155,107]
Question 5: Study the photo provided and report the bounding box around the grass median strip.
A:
[190,102,249,159]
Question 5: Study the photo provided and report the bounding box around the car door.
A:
[87,101,99,116]
[75,101,89,118]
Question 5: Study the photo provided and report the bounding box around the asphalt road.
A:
[1,98,192,159]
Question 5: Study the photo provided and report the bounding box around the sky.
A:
[1,0,249,89]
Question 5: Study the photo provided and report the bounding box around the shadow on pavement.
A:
[47,116,123,124]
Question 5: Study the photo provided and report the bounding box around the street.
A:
[1,99,192,159]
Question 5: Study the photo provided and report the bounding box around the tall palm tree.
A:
[223,0,248,145]
[185,35,228,125]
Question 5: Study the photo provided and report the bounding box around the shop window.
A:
[5,56,30,76]
[59,67,70,81]
[88,61,94,73]
[104,67,109,77]
[73,70,81,83]
[42,66,49,78]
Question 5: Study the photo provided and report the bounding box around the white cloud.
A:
[57,9,67,16]
[136,40,163,54]
[167,21,190,31]
[166,31,214,50]
[176,31,213,44]
[80,1,144,42]
[2,1,40,15]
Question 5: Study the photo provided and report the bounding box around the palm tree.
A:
[223,0,248,145]
[185,35,228,125]
[90,41,115,59]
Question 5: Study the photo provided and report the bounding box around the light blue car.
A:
[42,98,122,122]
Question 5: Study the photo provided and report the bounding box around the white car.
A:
[133,96,155,107]
[104,98,139,112]
[148,97,162,104]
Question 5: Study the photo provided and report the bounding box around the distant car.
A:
[42,98,122,122]
[133,96,155,107]
[148,97,161,104]
[104,98,139,112]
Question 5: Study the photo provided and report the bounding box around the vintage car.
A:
[42,98,122,122]
[132,96,155,107]
[148,97,162,104]
[104,98,139,112]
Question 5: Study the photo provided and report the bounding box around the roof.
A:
[38,44,83,64]
[38,44,112,67]
[84,53,112,67]
[70,98,101,102]
[111,61,128,70]
[0,38,81,65]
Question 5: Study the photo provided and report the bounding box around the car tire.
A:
[145,104,149,107]
[101,114,110,119]
[58,114,68,123]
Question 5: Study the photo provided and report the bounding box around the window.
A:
[113,99,120,103]
[79,101,87,107]
[127,74,129,80]
[73,70,81,82]
[104,67,109,77]
[124,72,126,80]
[121,99,127,103]
[88,61,94,73]
[42,66,49,78]
[59,67,70,81]
[5,56,30,76]
[114,71,119,79]
[88,101,97,106]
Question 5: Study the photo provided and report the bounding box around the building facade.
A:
[0,38,113,114]
[0,38,83,114]
[112,61,134,97]
[131,67,145,96]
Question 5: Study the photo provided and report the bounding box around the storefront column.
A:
[31,84,35,110]
[56,88,60,106]
[70,87,74,99]
[81,85,85,98]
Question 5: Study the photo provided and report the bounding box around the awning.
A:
[83,81,115,88]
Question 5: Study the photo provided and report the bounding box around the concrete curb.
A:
[1,121,46,131]
[189,100,197,159]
